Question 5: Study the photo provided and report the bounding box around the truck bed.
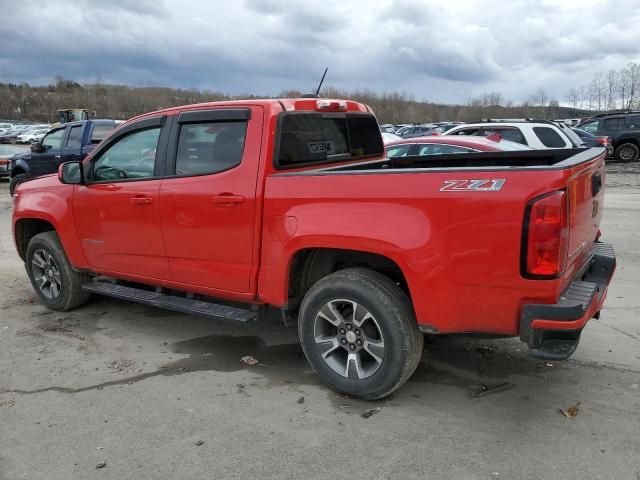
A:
[263,147,606,335]
[303,147,602,173]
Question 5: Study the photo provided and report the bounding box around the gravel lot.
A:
[0,163,639,480]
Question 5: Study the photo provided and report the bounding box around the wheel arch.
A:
[14,218,56,261]
[285,247,412,316]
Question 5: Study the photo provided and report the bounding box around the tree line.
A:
[1,64,638,125]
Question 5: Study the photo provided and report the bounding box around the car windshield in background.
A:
[572,128,595,139]
[277,113,383,168]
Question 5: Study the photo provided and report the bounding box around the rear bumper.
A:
[519,242,616,360]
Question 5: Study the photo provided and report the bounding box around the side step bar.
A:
[82,282,257,323]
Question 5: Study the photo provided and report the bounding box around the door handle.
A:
[129,196,153,205]
[212,194,244,205]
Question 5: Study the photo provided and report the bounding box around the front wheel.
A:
[25,231,90,311]
[615,143,639,162]
[298,268,423,399]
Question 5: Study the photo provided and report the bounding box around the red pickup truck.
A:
[12,98,615,399]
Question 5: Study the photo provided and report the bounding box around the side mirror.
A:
[30,142,44,153]
[58,161,84,185]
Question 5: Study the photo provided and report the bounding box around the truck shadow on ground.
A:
[4,322,554,406]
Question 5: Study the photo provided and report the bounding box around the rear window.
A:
[626,115,640,129]
[276,113,384,169]
[533,127,566,148]
[91,123,116,144]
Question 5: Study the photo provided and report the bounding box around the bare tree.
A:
[565,88,579,110]
[624,62,640,109]
[606,69,617,110]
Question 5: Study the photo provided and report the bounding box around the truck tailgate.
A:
[565,150,605,273]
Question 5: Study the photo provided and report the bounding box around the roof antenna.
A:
[315,67,328,96]
[301,67,328,98]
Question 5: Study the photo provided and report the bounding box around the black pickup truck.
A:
[9,120,116,194]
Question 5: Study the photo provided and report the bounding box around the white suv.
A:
[444,120,585,149]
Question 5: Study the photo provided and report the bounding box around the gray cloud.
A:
[1,0,639,103]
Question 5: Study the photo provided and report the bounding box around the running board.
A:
[82,282,257,323]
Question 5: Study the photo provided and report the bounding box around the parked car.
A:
[385,134,533,157]
[9,119,116,195]
[17,129,49,144]
[445,120,586,149]
[572,128,613,157]
[578,111,640,162]
[0,128,24,144]
[12,97,615,399]
[381,132,402,144]
[396,125,439,138]
[0,145,23,178]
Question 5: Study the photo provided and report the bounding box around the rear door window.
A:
[277,113,383,168]
[482,128,526,144]
[603,118,625,130]
[66,125,83,148]
[174,121,247,176]
[533,127,567,148]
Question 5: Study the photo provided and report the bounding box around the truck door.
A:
[158,107,263,294]
[30,127,65,177]
[73,116,171,280]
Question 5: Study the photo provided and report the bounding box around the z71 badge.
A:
[440,179,506,192]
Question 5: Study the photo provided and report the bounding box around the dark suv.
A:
[579,112,640,162]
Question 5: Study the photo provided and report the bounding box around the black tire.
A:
[9,173,28,196]
[298,267,423,399]
[615,143,639,162]
[25,231,90,311]
[10,138,17,144]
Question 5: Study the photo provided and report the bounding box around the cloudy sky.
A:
[2,0,640,104]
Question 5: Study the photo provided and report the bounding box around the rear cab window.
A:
[91,123,116,144]
[276,113,384,169]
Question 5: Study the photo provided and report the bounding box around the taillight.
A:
[522,190,569,278]
[595,137,609,145]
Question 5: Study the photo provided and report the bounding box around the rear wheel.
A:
[298,268,423,399]
[615,143,639,162]
[25,232,90,311]
[9,173,28,195]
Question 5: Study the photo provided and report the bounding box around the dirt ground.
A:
[0,164,639,480]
